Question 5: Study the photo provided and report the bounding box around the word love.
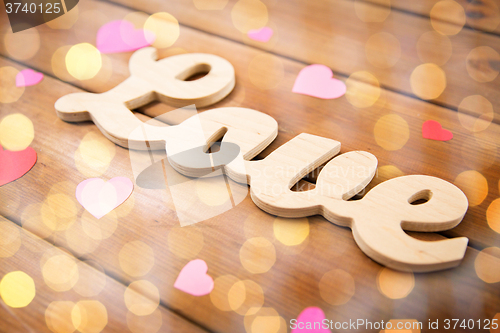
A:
[55,48,469,272]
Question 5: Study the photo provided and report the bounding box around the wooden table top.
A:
[0,0,499,332]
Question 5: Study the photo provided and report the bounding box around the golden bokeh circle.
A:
[416,31,452,66]
[144,12,180,48]
[168,226,204,259]
[73,260,107,297]
[127,309,163,333]
[319,269,355,305]
[345,71,381,108]
[0,271,35,308]
[75,131,116,177]
[487,199,500,234]
[210,275,241,311]
[71,300,108,333]
[66,43,102,81]
[0,67,25,104]
[195,177,230,206]
[474,247,500,283]
[52,45,76,82]
[244,307,286,333]
[377,267,414,299]
[45,301,76,333]
[248,54,284,90]
[81,210,118,240]
[0,113,34,151]
[466,46,500,83]
[430,1,466,35]
[119,240,155,277]
[231,0,268,33]
[373,114,409,151]
[458,95,494,132]
[354,0,391,23]
[42,254,79,292]
[239,237,276,274]
[410,63,446,100]
[65,221,101,256]
[365,32,401,68]
[194,0,228,10]
[228,280,264,315]
[4,28,40,60]
[454,170,488,207]
[0,221,21,258]
[124,280,160,316]
[41,193,77,231]
[273,217,309,246]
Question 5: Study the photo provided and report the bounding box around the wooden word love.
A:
[55,48,469,272]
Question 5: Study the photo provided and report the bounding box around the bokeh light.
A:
[474,247,500,283]
[75,131,116,177]
[124,280,160,316]
[119,241,155,277]
[466,46,500,83]
[430,1,466,35]
[231,0,268,33]
[0,113,34,151]
[4,28,40,60]
[46,301,76,333]
[144,12,180,48]
[52,45,76,82]
[454,170,488,207]
[168,226,204,259]
[0,67,25,103]
[248,54,284,90]
[354,0,391,23]
[319,269,355,305]
[73,260,106,297]
[273,217,309,246]
[81,210,118,240]
[416,31,452,66]
[196,177,230,206]
[458,95,494,132]
[345,71,381,108]
[228,280,264,315]
[373,114,409,151]
[42,254,79,292]
[127,309,163,333]
[210,275,241,311]
[21,203,53,242]
[0,271,35,308]
[365,32,401,68]
[72,300,108,333]
[243,307,286,333]
[240,237,276,274]
[465,0,500,32]
[410,63,446,100]
[487,199,500,234]
[65,43,102,80]
[194,0,228,10]
[65,221,101,255]
[377,267,414,299]
[0,221,21,258]
[41,193,77,231]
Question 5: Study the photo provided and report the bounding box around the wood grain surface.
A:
[0,0,499,332]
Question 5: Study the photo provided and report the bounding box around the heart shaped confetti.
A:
[16,69,44,87]
[174,259,214,296]
[291,307,332,333]
[96,20,155,54]
[422,120,453,141]
[76,177,133,219]
[293,64,346,99]
[0,146,37,187]
[248,27,274,42]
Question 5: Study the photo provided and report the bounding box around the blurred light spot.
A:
[75,131,116,177]
[0,221,21,258]
[210,275,241,311]
[454,170,488,206]
[231,0,268,33]
[196,177,230,206]
[144,12,180,48]
[0,271,35,308]
[377,267,414,299]
[66,43,102,80]
[248,54,284,90]
[194,0,228,10]
[119,241,155,277]
[385,319,421,333]
[127,309,163,333]
[123,11,149,29]
[65,221,100,255]
[21,203,53,244]
[458,95,494,132]
[0,113,34,151]
[487,199,500,233]
[430,1,466,35]
[466,46,500,83]
[42,254,79,292]
[240,237,276,274]
[416,31,452,66]
[319,269,355,305]
[73,260,106,297]
[72,300,108,333]
[52,45,76,82]
[345,71,381,108]
[365,32,401,68]
[244,212,274,240]
[374,114,409,151]
[228,280,264,315]
[84,54,114,91]
[124,280,160,316]
[354,0,391,22]
[46,5,79,29]
[410,63,446,100]
[41,193,77,231]
[273,217,309,246]
[4,28,40,60]
[0,67,25,103]
[475,247,500,283]
[465,0,500,32]
[168,226,204,259]
[461,137,497,171]
[46,301,76,333]
[243,307,286,333]
[81,210,117,240]
[377,165,405,180]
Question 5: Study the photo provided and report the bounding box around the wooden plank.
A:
[94,0,500,124]
[0,216,209,333]
[0,30,499,333]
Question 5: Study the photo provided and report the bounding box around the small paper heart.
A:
[422,120,453,141]
[16,69,44,87]
[291,307,332,332]
[96,20,155,54]
[0,146,37,186]
[174,259,214,296]
[292,64,346,99]
[247,27,273,42]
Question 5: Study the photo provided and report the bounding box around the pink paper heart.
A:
[422,120,453,141]
[96,20,155,54]
[292,64,346,99]
[247,27,273,42]
[16,69,44,87]
[174,259,214,296]
[76,177,133,219]
[0,146,37,186]
[291,307,332,333]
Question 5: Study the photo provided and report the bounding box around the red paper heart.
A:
[0,146,37,186]
[422,120,453,141]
